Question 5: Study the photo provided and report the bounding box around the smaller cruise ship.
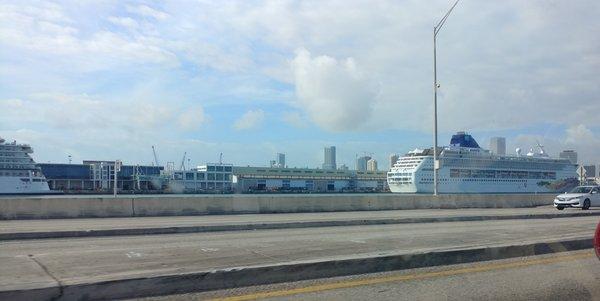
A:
[388,132,578,194]
[0,137,51,194]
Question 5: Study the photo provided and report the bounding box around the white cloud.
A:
[510,124,600,165]
[177,106,206,131]
[233,109,265,130]
[565,124,597,145]
[0,3,178,70]
[126,4,169,20]
[1,0,600,164]
[108,16,139,30]
[281,111,307,128]
[291,49,377,132]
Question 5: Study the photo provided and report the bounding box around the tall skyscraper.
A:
[367,158,378,171]
[356,156,371,171]
[276,153,285,168]
[489,137,506,155]
[583,165,596,178]
[322,146,336,170]
[389,154,399,169]
[559,150,578,164]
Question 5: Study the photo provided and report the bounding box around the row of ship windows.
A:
[389,177,411,181]
[0,165,35,169]
[399,159,423,162]
[20,178,46,182]
[442,160,565,170]
[0,171,30,177]
[0,153,27,157]
[0,158,33,163]
[419,178,527,183]
[389,172,412,177]
[390,179,534,186]
[449,169,556,180]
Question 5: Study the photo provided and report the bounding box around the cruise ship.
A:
[388,132,578,193]
[0,137,51,194]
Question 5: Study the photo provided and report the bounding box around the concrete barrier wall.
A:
[0,193,555,220]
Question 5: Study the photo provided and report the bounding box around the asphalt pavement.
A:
[2,206,598,237]
[1,215,598,300]
[134,250,600,301]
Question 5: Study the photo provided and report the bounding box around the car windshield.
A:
[569,187,592,194]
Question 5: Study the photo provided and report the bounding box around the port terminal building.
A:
[39,162,388,194]
[231,166,388,193]
[39,162,162,193]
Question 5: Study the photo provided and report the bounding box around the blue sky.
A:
[1,0,599,169]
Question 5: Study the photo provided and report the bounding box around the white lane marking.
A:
[350,240,367,244]
[126,251,142,258]
[201,248,219,252]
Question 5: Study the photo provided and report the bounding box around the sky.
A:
[1,0,599,169]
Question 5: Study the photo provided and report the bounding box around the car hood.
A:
[557,193,587,199]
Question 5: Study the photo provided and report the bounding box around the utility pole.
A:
[114,160,122,197]
[433,0,460,195]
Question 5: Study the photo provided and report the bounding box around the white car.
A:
[554,186,600,210]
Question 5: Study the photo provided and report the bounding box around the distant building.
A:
[559,150,578,164]
[39,161,162,192]
[322,146,336,170]
[583,165,596,178]
[231,166,388,193]
[356,156,371,171]
[269,160,277,168]
[489,137,506,155]
[276,153,285,168]
[338,164,349,171]
[367,158,378,171]
[389,154,399,169]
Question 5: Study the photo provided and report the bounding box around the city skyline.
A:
[1,1,599,167]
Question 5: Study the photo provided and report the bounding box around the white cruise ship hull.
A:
[389,179,557,194]
[0,176,50,194]
[388,132,578,194]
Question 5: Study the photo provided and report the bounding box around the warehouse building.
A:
[231,166,388,193]
[163,163,233,193]
[39,161,162,193]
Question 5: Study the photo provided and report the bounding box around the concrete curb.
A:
[0,237,593,301]
[2,211,600,241]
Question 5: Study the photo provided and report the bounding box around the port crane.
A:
[152,145,160,167]
[180,152,187,170]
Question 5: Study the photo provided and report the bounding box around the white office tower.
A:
[322,146,336,170]
[0,137,51,194]
[559,150,578,164]
[367,158,378,171]
[489,137,506,155]
[389,154,399,170]
[276,153,285,168]
[388,132,578,193]
[356,156,371,171]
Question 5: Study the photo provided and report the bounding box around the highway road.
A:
[1,206,598,234]
[135,250,600,301]
[1,215,598,299]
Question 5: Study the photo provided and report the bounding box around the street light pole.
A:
[433,0,459,196]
